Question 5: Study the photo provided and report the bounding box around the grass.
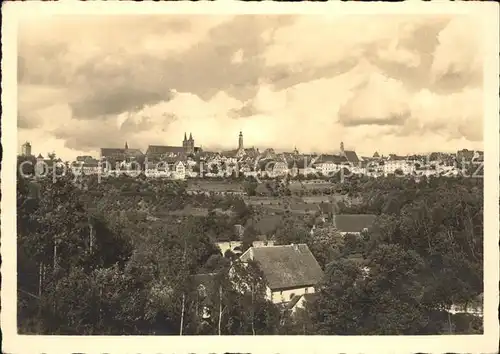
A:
[187,180,243,192]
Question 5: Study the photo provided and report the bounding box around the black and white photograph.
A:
[2,2,499,354]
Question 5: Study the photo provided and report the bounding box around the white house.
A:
[216,239,275,256]
[172,161,186,180]
[238,244,324,304]
[313,154,348,176]
[82,161,100,175]
[383,156,414,175]
[271,161,289,177]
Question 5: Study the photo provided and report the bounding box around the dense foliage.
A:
[17,163,483,335]
[279,175,484,334]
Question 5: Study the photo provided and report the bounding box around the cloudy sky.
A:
[18,14,484,160]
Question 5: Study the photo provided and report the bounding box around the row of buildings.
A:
[20,134,484,180]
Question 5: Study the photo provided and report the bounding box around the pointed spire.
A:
[125,141,128,149]
[189,132,193,140]
[184,132,187,141]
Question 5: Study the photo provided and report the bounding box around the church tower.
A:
[182,132,188,152]
[238,131,244,150]
[188,133,194,154]
[125,141,129,150]
[21,141,32,156]
[340,141,344,153]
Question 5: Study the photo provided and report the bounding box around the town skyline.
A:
[18,129,482,162]
[18,14,484,161]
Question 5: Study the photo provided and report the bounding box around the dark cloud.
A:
[228,102,258,118]
[18,114,37,129]
[18,16,298,122]
[432,68,483,94]
[339,111,410,127]
[51,118,121,151]
[71,87,172,118]
[17,15,485,158]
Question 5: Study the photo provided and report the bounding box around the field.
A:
[289,181,339,192]
[187,180,243,193]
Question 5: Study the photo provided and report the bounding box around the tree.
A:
[311,259,365,335]
[312,245,432,335]
[210,164,219,175]
[308,226,343,268]
[274,217,309,246]
[241,225,258,252]
[242,177,259,196]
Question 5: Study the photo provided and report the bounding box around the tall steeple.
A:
[125,141,128,150]
[238,131,243,150]
[340,141,344,153]
[184,132,187,141]
[189,132,193,141]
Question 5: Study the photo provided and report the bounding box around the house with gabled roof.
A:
[146,144,185,158]
[313,154,348,176]
[172,160,186,180]
[339,141,360,166]
[100,142,144,166]
[238,244,324,304]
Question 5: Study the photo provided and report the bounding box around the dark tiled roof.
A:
[289,202,319,212]
[343,150,360,164]
[294,158,314,169]
[334,214,376,233]
[302,293,319,303]
[101,148,126,157]
[286,292,318,310]
[76,155,93,162]
[221,149,238,157]
[387,154,406,161]
[125,148,144,157]
[246,215,283,235]
[244,148,259,157]
[256,158,274,170]
[315,154,348,165]
[318,202,338,214]
[456,149,475,161]
[286,295,302,309]
[428,152,445,161]
[146,145,184,156]
[241,244,324,290]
